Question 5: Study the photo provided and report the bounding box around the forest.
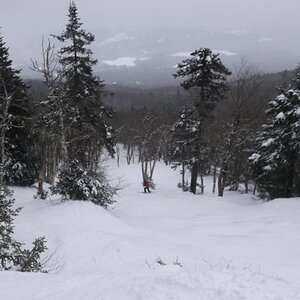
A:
[0,1,300,275]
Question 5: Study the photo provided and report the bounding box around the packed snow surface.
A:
[1,152,300,299]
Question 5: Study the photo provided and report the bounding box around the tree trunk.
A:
[132,146,135,164]
[182,162,185,191]
[286,155,296,198]
[149,160,156,181]
[116,146,120,167]
[60,114,69,165]
[0,127,5,189]
[200,173,204,194]
[190,161,198,194]
[218,166,227,197]
[212,164,217,193]
[245,180,249,194]
[253,182,257,195]
[126,145,131,165]
[0,87,11,192]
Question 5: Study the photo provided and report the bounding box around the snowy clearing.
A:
[1,153,300,300]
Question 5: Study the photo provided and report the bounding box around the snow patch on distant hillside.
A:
[213,50,237,56]
[169,52,191,57]
[258,37,273,42]
[103,57,137,67]
[97,33,135,47]
[103,57,150,67]
[170,50,237,58]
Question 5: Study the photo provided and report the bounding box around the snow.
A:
[170,50,237,58]
[276,112,286,120]
[262,138,274,147]
[258,38,273,42]
[249,153,261,162]
[169,52,192,58]
[212,50,237,56]
[103,57,137,67]
[1,152,300,299]
[227,30,249,36]
[103,57,149,67]
[96,33,135,47]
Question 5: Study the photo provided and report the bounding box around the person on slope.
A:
[143,179,151,193]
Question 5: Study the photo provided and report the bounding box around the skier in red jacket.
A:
[143,179,151,193]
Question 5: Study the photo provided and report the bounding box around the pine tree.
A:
[51,160,115,208]
[0,188,47,272]
[250,89,300,199]
[292,67,300,90]
[50,2,115,205]
[0,32,37,186]
[174,48,231,194]
[169,107,201,191]
[53,1,115,168]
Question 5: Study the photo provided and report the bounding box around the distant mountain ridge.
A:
[26,68,295,110]
[18,27,300,87]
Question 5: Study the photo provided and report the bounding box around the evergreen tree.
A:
[53,1,115,168]
[250,89,300,199]
[292,67,300,90]
[0,32,37,186]
[51,160,115,208]
[174,48,231,194]
[169,107,201,191]
[0,189,47,272]
[50,2,115,205]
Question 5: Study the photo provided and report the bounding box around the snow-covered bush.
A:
[52,160,115,208]
[177,181,189,192]
[250,89,300,199]
[18,237,47,272]
[0,188,47,272]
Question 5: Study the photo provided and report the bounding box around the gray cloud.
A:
[1,0,300,34]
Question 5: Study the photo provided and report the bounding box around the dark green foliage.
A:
[18,237,47,273]
[51,160,115,208]
[0,189,22,270]
[53,1,115,167]
[174,48,231,116]
[173,49,231,193]
[45,2,116,204]
[0,189,47,272]
[169,107,201,169]
[250,89,300,199]
[0,33,38,186]
[4,140,38,186]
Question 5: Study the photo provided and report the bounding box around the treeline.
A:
[113,57,300,199]
[0,1,116,271]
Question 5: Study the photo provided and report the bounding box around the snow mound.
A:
[0,157,300,299]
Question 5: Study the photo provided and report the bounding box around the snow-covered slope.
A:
[1,153,300,299]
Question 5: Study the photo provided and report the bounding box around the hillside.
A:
[0,152,299,299]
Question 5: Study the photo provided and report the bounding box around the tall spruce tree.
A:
[0,32,37,186]
[50,2,115,206]
[174,48,231,194]
[53,1,114,168]
[250,89,300,199]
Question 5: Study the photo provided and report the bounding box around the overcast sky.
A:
[1,0,300,33]
[1,0,300,76]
